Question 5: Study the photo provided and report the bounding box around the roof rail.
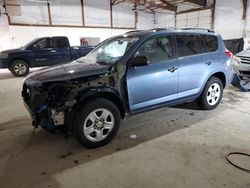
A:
[125,30,145,34]
[180,27,214,33]
[152,27,175,31]
[151,27,214,33]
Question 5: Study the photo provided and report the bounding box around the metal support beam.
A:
[158,0,177,12]
[130,0,176,12]
[183,0,207,6]
[176,6,211,14]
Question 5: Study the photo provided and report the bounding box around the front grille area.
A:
[239,70,250,81]
[239,70,250,76]
[237,56,250,64]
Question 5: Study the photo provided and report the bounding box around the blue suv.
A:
[22,28,234,148]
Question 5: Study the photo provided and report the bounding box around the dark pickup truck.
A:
[0,36,94,77]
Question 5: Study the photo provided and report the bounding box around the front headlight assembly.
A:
[0,53,8,59]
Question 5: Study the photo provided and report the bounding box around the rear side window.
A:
[34,38,51,49]
[52,38,68,48]
[201,35,218,52]
[176,35,202,57]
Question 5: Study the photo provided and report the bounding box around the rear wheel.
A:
[10,60,29,77]
[198,77,223,110]
[74,98,121,148]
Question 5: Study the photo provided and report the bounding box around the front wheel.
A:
[10,60,29,77]
[74,98,121,148]
[198,77,223,110]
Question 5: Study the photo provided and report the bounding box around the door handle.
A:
[205,61,212,65]
[50,50,56,53]
[168,67,178,73]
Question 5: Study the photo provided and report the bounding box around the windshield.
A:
[22,38,40,49]
[78,36,138,65]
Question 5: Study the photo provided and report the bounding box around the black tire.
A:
[9,60,29,77]
[74,98,121,148]
[198,76,223,110]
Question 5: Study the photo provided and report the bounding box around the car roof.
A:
[123,28,218,38]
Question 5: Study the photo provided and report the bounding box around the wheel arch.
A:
[76,88,126,119]
[198,71,226,99]
[210,72,226,88]
[9,57,30,68]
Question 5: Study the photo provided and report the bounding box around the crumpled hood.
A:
[25,60,110,86]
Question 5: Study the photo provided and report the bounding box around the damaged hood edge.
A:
[24,60,111,86]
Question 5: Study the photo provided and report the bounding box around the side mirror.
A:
[129,55,149,67]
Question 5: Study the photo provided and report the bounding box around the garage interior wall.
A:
[1,0,170,50]
[176,9,212,28]
[1,0,250,50]
[214,0,245,40]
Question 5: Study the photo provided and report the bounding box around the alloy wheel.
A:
[14,63,27,75]
[83,108,114,142]
[207,83,221,106]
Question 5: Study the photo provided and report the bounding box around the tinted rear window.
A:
[176,35,202,57]
[201,35,218,52]
[52,38,68,48]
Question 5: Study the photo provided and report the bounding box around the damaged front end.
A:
[21,59,123,133]
[22,80,77,132]
[232,54,250,91]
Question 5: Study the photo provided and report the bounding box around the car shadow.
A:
[171,101,201,110]
[0,103,225,188]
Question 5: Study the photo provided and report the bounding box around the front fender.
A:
[77,86,121,102]
[75,86,126,119]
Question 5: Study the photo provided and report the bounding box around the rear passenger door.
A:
[50,37,71,65]
[176,34,215,99]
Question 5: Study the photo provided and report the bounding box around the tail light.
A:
[225,50,233,58]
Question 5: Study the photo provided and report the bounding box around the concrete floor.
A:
[0,69,250,188]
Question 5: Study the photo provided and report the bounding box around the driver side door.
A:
[126,34,179,112]
[31,38,60,67]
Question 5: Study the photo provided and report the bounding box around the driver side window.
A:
[34,39,51,50]
[135,35,173,64]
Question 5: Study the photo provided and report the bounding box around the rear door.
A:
[32,37,71,67]
[50,37,71,64]
[176,34,215,99]
[126,34,179,112]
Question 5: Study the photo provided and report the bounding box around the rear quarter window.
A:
[201,35,218,52]
[52,38,68,48]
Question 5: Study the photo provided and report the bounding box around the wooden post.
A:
[211,0,216,30]
[47,2,52,25]
[242,0,247,20]
[110,0,113,28]
[80,0,85,26]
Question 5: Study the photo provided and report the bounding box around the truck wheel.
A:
[10,60,29,77]
[75,98,121,148]
[198,76,223,110]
